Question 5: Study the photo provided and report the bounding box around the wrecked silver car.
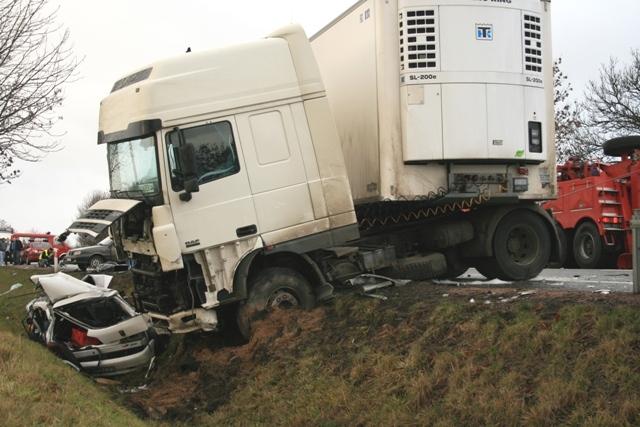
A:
[24,272,156,377]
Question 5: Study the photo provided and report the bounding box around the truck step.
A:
[597,187,619,193]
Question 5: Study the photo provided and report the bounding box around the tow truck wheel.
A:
[492,211,551,281]
[237,267,315,340]
[573,222,604,269]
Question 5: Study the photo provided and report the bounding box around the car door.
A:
[164,117,258,252]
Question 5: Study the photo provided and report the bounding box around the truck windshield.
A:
[108,136,160,197]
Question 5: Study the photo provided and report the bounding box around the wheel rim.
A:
[578,233,596,260]
[505,225,540,266]
[268,289,300,309]
[90,257,102,268]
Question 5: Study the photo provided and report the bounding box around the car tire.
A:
[492,211,551,281]
[236,267,315,340]
[573,222,604,269]
[88,255,105,270]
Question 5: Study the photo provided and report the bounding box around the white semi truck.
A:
[69,0,559,334]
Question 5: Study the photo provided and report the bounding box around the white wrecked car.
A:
[24,272,156,377]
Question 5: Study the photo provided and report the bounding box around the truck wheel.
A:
[237,267,315,340]
[88,255,104,270]
[573,222,604,269]
[492,211,551,281]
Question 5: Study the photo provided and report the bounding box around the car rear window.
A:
[63,297,132,328]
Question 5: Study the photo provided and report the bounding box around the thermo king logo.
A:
[476,24,494,40]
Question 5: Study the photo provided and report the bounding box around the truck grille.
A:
[523,14,543,73]
[399,9,438,72]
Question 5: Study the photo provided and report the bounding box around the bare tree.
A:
[553,58,602,162]
[0,0,79,184]
[0,218,13,232]
[75,190,110,247]
[584,49,640,139]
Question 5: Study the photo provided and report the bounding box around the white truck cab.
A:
[71,26,358,333]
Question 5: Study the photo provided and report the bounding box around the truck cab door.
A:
[163,117,258,252]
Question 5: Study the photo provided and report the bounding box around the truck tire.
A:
[492,211,551,281]
[572,222,604,269]
[547,221,568,268]
[236,267,315,340]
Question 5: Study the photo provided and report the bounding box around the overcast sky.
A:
[1,0,639,236]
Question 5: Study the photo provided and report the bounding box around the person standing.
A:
[10,238,23,265]
[0,238,6,266]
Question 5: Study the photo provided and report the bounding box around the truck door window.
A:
[166,121,240,191]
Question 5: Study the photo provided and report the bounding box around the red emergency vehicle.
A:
[11,232,70,264]
[543,136,640,269]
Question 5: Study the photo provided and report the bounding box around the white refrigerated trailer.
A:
[311,0,555,202]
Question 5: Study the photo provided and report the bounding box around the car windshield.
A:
[108,136,160,197]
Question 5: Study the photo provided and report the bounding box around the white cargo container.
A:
[311,0,555,203]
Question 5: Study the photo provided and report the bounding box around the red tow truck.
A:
[543,136,640,269]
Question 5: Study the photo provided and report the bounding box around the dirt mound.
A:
[131,308,325,420]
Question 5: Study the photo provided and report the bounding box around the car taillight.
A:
[70,327,102,347]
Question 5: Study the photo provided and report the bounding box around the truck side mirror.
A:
[178,143,199,201]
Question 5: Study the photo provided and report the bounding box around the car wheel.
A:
[88,255,105,270]
[236,267,315,340]
[573,222,604,269]
[492,211,551,281]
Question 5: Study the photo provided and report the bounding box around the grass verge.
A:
[0,267,150,427]
[3,266,640,426]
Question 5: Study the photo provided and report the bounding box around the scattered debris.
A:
[362,293,389,301]
[120,384,150,394]
[348,274,410,301]
[442,294,449,298]
[498,290,538,304]
[594,289,612,295]
[59,264,81,273]
[469,298,476,304]
[0,283,23,297]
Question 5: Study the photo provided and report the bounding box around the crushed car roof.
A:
[31,272,115,304]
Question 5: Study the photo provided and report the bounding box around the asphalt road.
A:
[444,268,636,294]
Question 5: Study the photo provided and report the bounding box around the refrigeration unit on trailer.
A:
[68,1,559,336]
